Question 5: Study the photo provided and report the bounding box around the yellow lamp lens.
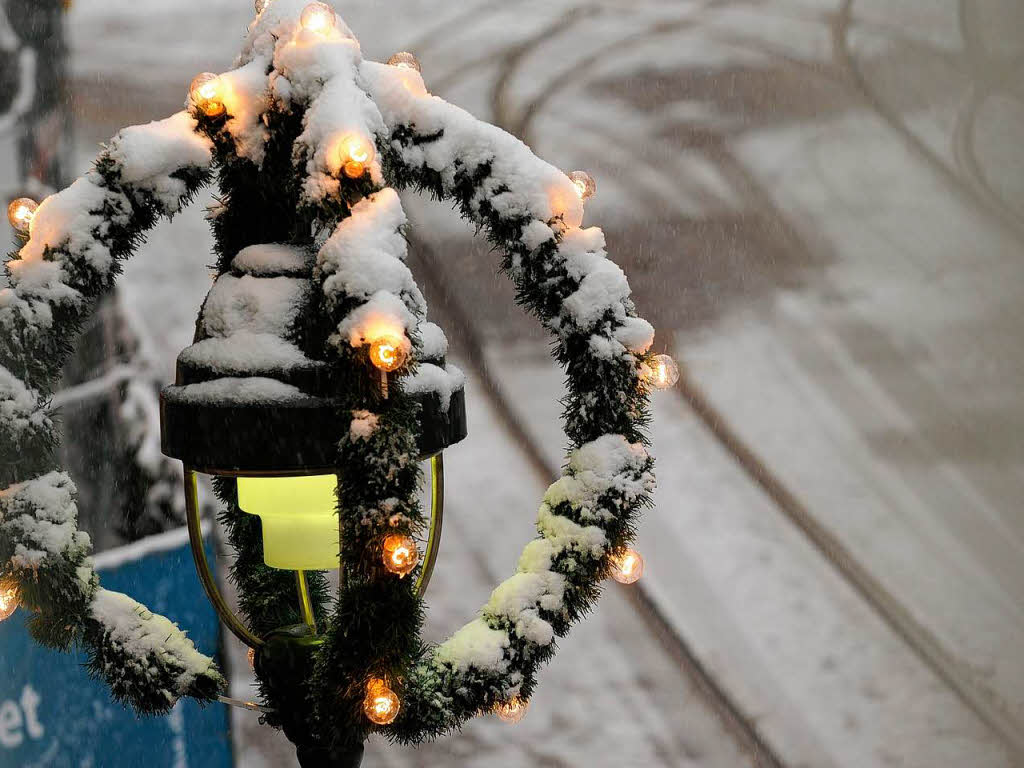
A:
[237,474,340,570]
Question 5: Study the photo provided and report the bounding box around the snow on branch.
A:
[87,589,223,713]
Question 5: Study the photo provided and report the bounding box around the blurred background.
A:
[2,0,1023,766]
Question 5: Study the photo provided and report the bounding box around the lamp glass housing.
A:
[237,474,339,570]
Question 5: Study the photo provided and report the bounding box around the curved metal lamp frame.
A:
[183,453,446,649]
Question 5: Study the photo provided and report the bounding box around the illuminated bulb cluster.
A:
[7,197,38,235]
[382,534,419,577]
[386,51,421,72]
[300,2,336,34]
[0,579,20,623]
[337,133,375,179]
[609,548,644,584]
[568,170,596,202]
[368,335,406,372]
[494,697,529,723]
[189,73,226,118]
[647,353,679,390]
[363,678,401,725]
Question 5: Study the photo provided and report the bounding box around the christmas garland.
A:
[1,0,662,759]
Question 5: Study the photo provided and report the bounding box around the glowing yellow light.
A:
[568,170,596,202]
[0,579,20,623]
[382,534,419,576]
[7,197,38,235]
[494,697,529,723]
[609,548,644,584]
[189,73,226,118]
[236,474,340,570]
[368,334,407,372]
[363,678,401,725]
[647,354,679,390]
[300,2,336,34]
[386,51,421,72]
[337,133,375,178]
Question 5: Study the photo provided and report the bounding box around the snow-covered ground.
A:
[4,0,1022,766]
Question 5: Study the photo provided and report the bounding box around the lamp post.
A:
[158,241,466,765]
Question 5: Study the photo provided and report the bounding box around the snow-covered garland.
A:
[0,111,222,711]
[1,0,657,752]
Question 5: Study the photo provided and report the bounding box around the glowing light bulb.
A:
[568,170,596,202]
[386,51,421,72]
[363,678,401,725]
[189,73,226,118]
[648,354,679,390]
[494,697,529,723]
[382,534,419,576]
[609,548,644,584]
[368,334,407,372]
[0,580,20,623]
[300,2,336,34]
[337,133,375,179]
[7,197,38,235]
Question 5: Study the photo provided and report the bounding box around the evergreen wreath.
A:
[1,1,669,763]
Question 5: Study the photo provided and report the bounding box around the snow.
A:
[170,377,313,405]
[0,365,48,441]
[0,472,91,571]
[483,571,565,647]
[317,188,424,317]
[418,321,448,361]
[332,289,419,349]
[362,60,584,230]
[348,409,379,440]
[219,55,274,165]
[90,588,217,697]
[106,111,213,209]
[179,333,314,375]
[232,243,311,276]
[402,363,465,412]
[434,618,511,675]
[15,176,123,275]
[200,273,308,338]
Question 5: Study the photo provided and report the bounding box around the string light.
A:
[609,548,644,584]
[386,51,421,72]
[568,170,596,202]
[189,73,226,118]
[336,133,375,179]
[382,534,419,576]
[647,354,679,390]
[0,579,20,623]
[363,678,401,725]
[368,334,406,372]
[494,697,529,723]
[7,197,38,235]
[300,2,336,34]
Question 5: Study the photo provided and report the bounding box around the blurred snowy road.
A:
[3,0,1022,766]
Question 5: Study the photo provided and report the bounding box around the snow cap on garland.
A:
[1,0,677,764]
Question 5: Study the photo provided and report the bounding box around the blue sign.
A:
[0,528,233,768]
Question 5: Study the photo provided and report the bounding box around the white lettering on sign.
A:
[0,685,45,749]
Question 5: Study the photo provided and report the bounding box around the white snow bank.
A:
[201,273,308,338]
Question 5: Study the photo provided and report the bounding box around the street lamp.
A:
[158,244,466,651]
